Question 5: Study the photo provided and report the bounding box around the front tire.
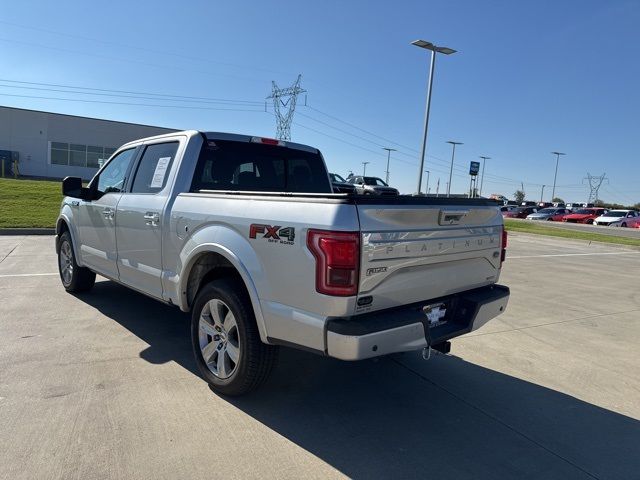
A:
[58,231,95,293]
[621,222,627,228]
[191,278,278,396]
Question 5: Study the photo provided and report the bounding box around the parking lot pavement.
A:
[0,234,638,480]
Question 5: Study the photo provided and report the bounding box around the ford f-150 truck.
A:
[56,130,509,395]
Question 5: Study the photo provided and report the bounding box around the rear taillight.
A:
[501,229,508,264]
[307,229,360,296]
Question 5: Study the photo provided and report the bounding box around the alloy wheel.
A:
[198,299,240,379]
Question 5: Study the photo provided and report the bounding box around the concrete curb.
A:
[0,228,55,235]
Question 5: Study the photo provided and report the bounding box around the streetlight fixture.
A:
[551,151,565,201]
[424,170,430,195]
[479,156,490,196]
[446,140,463,196]
[382,147,396,185]
[362,161,370,176]
[411,39,457,194]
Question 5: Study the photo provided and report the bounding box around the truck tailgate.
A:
[356,200,503,313]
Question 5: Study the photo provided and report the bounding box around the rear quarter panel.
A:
[164,193,359,350]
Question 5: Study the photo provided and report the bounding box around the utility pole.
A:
[479,156,490,196]
[446,141,463,197]
[540,185,545,203]
[551,151,566,201]
[424,170,430,195]
[382,147,396,185]
[266,74,306,140]
[435,178,440,197]
[411,40,457,194]
[362,161,370,176]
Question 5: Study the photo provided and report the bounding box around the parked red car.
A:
[562,208,608,224]
[502,207,538,219]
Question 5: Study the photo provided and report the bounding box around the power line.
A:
[0,82,263,107]
[0,78,263,105]
[0,19,293,78]
[0,92,265,112]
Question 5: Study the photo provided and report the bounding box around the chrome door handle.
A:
[144,212,160,226]
[102,208,115,219]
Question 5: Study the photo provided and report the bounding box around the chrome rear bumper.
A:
[326,285,509,361]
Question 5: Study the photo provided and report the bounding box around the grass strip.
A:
[0,178,62,228]
[504,219,640,247]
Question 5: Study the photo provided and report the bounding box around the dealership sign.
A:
[469,161,480,176]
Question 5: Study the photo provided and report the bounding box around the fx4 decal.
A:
[249,224,296,245]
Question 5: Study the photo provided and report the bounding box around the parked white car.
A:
[593,210,640,227]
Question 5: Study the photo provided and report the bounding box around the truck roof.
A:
[119,129,319,154]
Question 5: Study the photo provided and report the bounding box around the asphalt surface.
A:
[510,217,640,239]
[0,234,639,480]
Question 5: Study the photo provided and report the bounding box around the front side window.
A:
[131,142,179,193]
[96,149,136,195]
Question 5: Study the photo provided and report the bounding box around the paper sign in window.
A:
[150,157,171,188]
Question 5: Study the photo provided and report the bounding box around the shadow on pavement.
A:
[81,280,639,480]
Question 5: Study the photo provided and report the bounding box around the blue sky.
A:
[1,0,638,204]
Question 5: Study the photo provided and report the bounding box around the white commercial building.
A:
[0,105,176,180]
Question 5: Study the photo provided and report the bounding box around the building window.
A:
[50,142,117,168]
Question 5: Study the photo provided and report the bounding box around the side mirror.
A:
[62,176,92,200]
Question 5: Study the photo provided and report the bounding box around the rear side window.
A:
[191,140,331,193]
[131,142,179,193]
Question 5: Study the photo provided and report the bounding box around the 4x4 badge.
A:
[249,224,296,244]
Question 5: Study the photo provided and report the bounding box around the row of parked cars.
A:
[330,173,400,195]
[502,204,640,227]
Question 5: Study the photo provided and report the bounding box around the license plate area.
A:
[422,296,476,345]
[423,302,448,327]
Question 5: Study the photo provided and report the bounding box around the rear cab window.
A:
[190,140,331,193]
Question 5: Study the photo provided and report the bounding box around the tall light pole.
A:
[411,39,457,194]
[446,140,463,196]
[362,161,370,176]
[540,184,546,203]
[479,156,490,196]
[424,170,430,195]
[551,151,565,201]
[382,147,396,185]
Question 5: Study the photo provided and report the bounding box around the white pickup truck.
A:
[56,130,509,395]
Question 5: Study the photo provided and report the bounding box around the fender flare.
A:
[55,210,84,267]
[178,242,269,343]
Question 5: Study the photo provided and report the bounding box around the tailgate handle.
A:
[439,210,469,225]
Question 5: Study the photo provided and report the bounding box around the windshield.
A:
[604,211,627,217]
[574,209,595,214]
[363,177,388,186]
[330,173,346,183]
[537,208,557,214]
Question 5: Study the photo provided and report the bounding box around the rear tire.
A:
[58,231,95,293]
[191,278,278,396]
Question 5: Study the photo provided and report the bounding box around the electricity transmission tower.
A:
[266,74,306,141]
[583,173,608,204]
